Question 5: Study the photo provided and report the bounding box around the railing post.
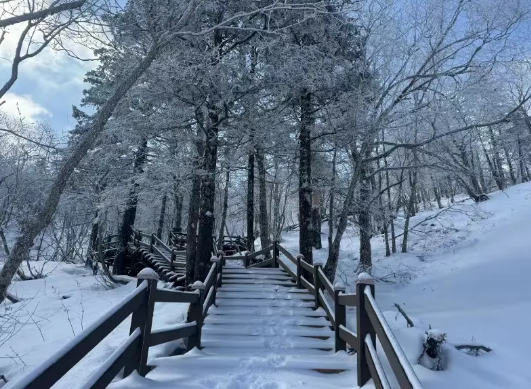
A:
[170,249,175,272]
[272,241,279,268]
[356,273,376,386]
[313,260,324,310]
[334,282,347,352]
[187,282,205,350]
[150,234,155,253]
[210,256,221,303]
[296,255,302,288]
[125,268,158,377]
[217,254,224,287]
[244,252,250,268]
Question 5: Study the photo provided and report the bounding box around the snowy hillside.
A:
[0,266,188,388]
[279,181,531,388]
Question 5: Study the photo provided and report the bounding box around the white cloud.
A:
[0,92,52,121]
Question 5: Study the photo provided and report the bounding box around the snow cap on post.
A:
[137,268,159,280]
[357,272,374,285]
[334,280,346,292]
[296,254,305,260]
[313,258,325,267]
[210,255,221,263]
[191,281,205,290]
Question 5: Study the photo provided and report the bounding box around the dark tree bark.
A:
[256,146,271,252]
[116,138,148,274]
[299,90,313,269]
[246,146,255,251]
[156,193,167,239]
[217,170,230,250]
[358,161,372,272]
[194,108,219,281]
[172,191,183,233]
[186,140,203,284]
[327,148,337,256]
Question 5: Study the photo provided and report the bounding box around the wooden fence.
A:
[11,255,222,389]
[274,243,423,389]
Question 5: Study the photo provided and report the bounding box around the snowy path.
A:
[111,265,358,389]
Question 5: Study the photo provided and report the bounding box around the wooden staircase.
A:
[148,263,356,376]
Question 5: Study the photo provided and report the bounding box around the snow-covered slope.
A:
[280,181,531,388]
[0,265,188,388]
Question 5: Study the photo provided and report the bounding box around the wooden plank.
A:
[364,293,421,389]
[149,323,197,347]
[203,286,215,316]
[248,258,272,268]
[82,329,141,389]
[277,244,297,264]
[277,257,296,281]
[338,293,358,307]
[318,268,334,299]
[365,335,392,389]
[204,263,217,292]
[318,289,335,328]
[224,255,247,261]
[153,289,200,304]
[16,284,147,389]
[248,245,273,259]
[153,235,172,253]
[152,246,171,265]
[339,325,359,351]
[300,276,315,295]
[300,259,314,273]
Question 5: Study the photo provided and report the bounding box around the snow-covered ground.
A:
[2,182,531,388]
[279,181,531,388]
[0,264,188,388]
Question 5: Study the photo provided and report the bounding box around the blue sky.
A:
[0,29,95,137]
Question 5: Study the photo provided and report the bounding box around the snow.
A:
[4,182,531,389]
[190,281,204,289]
[357,272,373,282]
[0,264,189,388]
[136,268,159,279]
[277,182,531,388]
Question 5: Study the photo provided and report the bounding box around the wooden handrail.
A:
[277,244,297,264]
[299,259,314,273]
[248,244,273,259]
[364,290,423,389]
[318,267,334,298]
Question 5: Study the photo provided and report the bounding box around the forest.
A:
[1,0,531,305]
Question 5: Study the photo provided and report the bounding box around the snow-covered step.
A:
[202,324,334,337]
[150,351,354,370]
[201,334,334,350]
[216,291,313,300]
[223,273,293,281]
[216,298,315,308]
[204,314,330,326]
[198,347,334,357]
[222,279,296,286]
[207,306,327,317]
[223,268,288,275]
[218,285,310,294]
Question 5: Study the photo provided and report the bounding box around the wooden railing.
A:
[275,244,423,389]
[223,241,280,268]
[11,256,223,389]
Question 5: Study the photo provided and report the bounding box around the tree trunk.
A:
[0,43,160,302]
[194,108,219,281]
[0,229,10,257]
[327,148,337,256]
[401,169,418,253]
[256,146,271,251]
[324,151,363,281]
[312,189,322,249]
[217,170,230,250]
[358,161,372,272]
[157,193,167,240]
[246,145,255,251]
[116,138,148,274]
[299,90,313,269]
[186,140,203,283]
[172,190,183,234]
[503,146,517,185]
